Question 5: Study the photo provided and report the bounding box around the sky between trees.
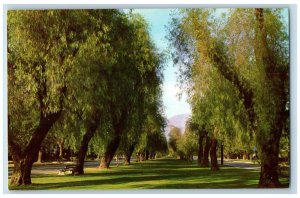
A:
[129,9,191,118]
[130,8,289,119]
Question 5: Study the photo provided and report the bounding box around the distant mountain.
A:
[165,114,190,139]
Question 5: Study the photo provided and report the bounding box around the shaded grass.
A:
[9,158,289,190]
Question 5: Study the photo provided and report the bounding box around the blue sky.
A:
[129,9,191,119]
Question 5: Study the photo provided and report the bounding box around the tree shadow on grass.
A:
[9,159,289,190]
[10,173,257,190]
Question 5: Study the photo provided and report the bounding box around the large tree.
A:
[68,10,131,174]
[169,8,289,187]
[8,10,166,181]
[8,10,96,185]
[99,13,165,169]
[119,86,165,165]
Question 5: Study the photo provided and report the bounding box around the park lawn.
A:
[9,158,289,190]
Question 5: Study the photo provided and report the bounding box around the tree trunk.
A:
[124,144,135,165]
[258,129,281,187]
[99,107,128,169]
[9,158,33,186]
[58,139,64,159]
[210,138,219,171]
[221,144,224,165]
[179,153,185,160]
[254,8,287,187]
[76,110,101,174]
[99,135,121,169]
[150,152,155,159]
[145,150,149,160]
[243,150,248,160]
[9,111,61,185]
[197,133,204,166]
[139,152,145,161]
[37,150,43,163]
[124,155,130,165]
[202,135,211,167]
[136,152,140,162]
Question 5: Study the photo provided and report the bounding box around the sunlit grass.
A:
[9,158,289,190]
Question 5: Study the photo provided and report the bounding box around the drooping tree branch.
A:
[208,42,257,133]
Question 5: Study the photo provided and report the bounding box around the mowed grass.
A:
[9,158,289,190]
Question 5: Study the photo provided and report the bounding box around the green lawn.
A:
[9,158,289,190]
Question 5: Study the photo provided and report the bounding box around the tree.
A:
[168,126,182,156]
[99,13,165,169]
[119,87,165,165]
[8,9,166,183]
[169,8,289,187]
[185,118,205,165]
[177,125,198,161]
[67,10,129,174]
[8,10,92,185]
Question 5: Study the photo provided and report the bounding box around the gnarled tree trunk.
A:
[254,8,288,187]
[139,152,145,161]
[76,110,101,174]
[99,135,121,169]
[210,138,219,171]
[258,132,281,187]
[99,107,128,169]
[9,111,61,185]
[124,144,135,165]
[10,157,33,186]
[124,155,131,165]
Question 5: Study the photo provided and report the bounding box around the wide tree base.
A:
[74,166,84,175]
[124,159,130,165]
[99,161,109,169]
[10,175,32,186]
[258,180,281,188]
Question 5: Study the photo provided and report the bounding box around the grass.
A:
[9,158,289,190]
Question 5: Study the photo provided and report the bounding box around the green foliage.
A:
[8,10,93,149]
[177,129,198,159]
[112,13,166,157]
[168,8,289,162]
[134,104,168,155]
[8,10,166,166]
[168,126,182,155]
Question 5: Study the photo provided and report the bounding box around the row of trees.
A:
[8,10,167,185]
[168,8,289,187]
[168,121,256,170]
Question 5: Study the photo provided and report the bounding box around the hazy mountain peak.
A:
[165,114,190,138]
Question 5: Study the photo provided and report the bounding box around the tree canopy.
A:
[168,8,289,187]
[8,9,167,185]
